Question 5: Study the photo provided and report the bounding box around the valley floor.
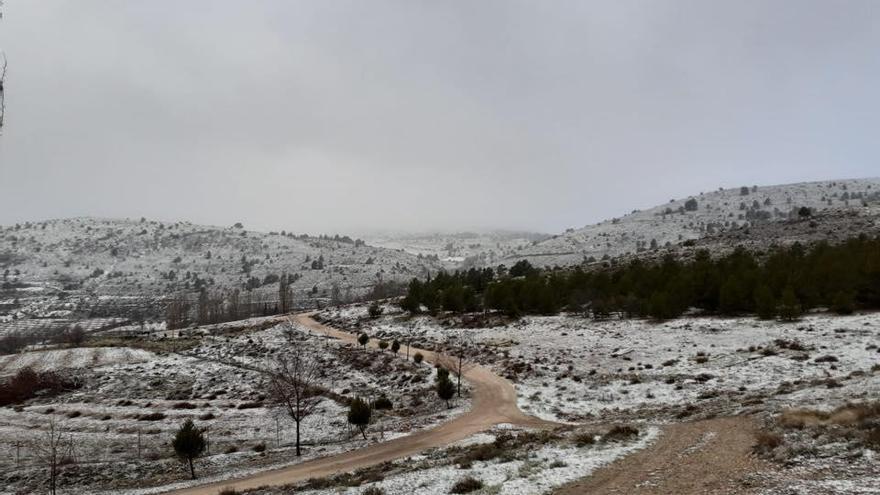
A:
[1,305,878,494]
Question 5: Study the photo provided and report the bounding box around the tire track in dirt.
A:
[554,416,769,495]
[164,313,556,495]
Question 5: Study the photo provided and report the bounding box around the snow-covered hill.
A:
[363,230,550,270]
[508,178,880,267]
[0,218,442,323]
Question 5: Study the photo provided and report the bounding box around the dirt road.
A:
[555,416,768,495]
[165,313,552,495]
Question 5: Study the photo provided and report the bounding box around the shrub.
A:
[138,412,167,421]
[390,340,400,354]
[0,368,81,407]
[413,352,424,364]
[358,333,370,348]
[219,489,239,495]
[362,487,385,495]
[753,431,783,454]
[450,476,483,494]
[604,425,639,442]
[378,341,389,351]
[574,431,598,447]
[368,302,384,319]
[252,443,266,453]
[373,396,393,410]
[814,355,839,363]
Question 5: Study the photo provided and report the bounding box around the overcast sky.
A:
[0,1,878,235]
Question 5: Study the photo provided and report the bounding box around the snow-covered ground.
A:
[0,319,469,494]
[313,304,880,494]
[322,308,879,424]
[277,425,660,495]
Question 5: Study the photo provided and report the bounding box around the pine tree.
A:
[778,286,802,321]
[436,370,455,408]
[347,397,372,439]
[754,284,776,320]
[172,419,207,479]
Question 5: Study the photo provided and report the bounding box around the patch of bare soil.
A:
[555,416,771,495]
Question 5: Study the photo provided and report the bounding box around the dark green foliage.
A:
[373,395,393,410]
[684,198,699,211]
[368,302,384,318]
[172,419,207,479]
[358,333,369,349]
[390,340,400,353]
[778,286,802,321]
[348,397,372,439]
[413,352,424,364]
[436,371,455,408]
[400,236,880,320]
[832,291,856,315]
[378,340,389,351]
[754,284,777,320]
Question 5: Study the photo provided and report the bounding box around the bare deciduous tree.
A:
[31,418,74,495]
[266,327,322,456]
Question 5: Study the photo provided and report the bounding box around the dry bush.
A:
[753,431,783,454]
[604,425,639,442]
[0,367,81,406]
[450,476,483,494]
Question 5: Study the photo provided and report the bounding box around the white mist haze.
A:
[0,1,878,234]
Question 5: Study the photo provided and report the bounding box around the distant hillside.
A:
[0,218,442,323]
[364,230,550,269]
[507,178,880,267]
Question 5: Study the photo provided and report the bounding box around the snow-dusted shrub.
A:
[450,476,483,494]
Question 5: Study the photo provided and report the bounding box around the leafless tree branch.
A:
[265,325,323,456]
[31,417,74,495]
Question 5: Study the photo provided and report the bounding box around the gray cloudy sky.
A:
[0,1,878,234]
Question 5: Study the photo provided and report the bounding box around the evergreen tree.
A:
[778,286,802,321]
[436,373,455,408]
[347,397,372,439]
[172,419,206,479]
[754,284,777,320]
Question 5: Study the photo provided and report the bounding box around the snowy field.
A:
[315,304,880,494]
[0,320,469,494]
[322,307,879,423]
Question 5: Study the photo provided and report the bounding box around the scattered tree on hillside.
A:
[172,419,206,479]
[778,286,802,321]
[358,333,369,349]
[347,397,372,439]
[266,332,322,457]
[436,369,455,408]
[684,198,699,211]
[32,417,73,495]
[279,273,292,313]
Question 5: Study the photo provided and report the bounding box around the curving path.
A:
[166,313,554,495]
